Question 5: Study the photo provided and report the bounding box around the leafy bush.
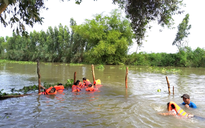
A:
[96,64,105,70]
[126,47,205,67]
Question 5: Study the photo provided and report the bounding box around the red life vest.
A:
[39,87,57,95]
[86,87,98,92]
[84,80,91,87]
[79,82,84,88]
[54,85,64,91]
[72,85,81,92]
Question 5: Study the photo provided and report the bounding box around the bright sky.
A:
[0,0,205,54]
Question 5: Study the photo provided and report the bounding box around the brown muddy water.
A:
[0,62,205,128]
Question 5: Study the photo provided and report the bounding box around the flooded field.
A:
[0,62,205,127]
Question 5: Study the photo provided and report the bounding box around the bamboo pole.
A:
[165,76,170,94]
[91,64,95,85]
[173,86,174,95]
[74,72,76,84]
[125,67,128,88]
[37,59,41,94]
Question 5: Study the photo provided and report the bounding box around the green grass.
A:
[0,59,36,64]
[69,63,84,66]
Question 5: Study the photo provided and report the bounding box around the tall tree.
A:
[172,14,191,50]
[38,30,48,61]
[0,37,5,57]
[57,23,65,62]
[72,9,134,64]
[69,18,77,62]
[1,0,184,45]
[62,25,70,62]
[114,0,184,45]
[29,30,39,60]
[0,0,46,35]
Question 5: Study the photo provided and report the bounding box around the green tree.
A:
[38,30,48,61]
[72,9,134,64]
[0,37,7,58]
[192,47,205,67]
[1,0,184,45]
[29,30,39,60]
[0,37,4,54]
[114,0,184,45]
[173,14,191,50]
[6,32,26,60]
[61,25,71,62]
[0,0,46,35]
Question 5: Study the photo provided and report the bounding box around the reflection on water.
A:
[0,63,205,127]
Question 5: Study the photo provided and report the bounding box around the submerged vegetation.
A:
[96,64,105,70]
[145,67,181,74]
[0,59,36,64]
[0,88,22,100]
[0,79,74,98]
[69,63,84,66]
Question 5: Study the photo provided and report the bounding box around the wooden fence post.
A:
[74,72,76,84]
[91,64,95,85]
[37,59,41,94]
[165,76,171,94]
[125,67,128,88]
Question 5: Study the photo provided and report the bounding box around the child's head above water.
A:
[74,80,80,85]
[49,88,56,93]
[167,102,175,111]
[58,83,63,86]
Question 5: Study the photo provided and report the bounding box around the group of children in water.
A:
[71,77,99,92]
[39,81,203,120]
[39,77,99,95]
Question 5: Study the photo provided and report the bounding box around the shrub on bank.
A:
[126,47,205,67]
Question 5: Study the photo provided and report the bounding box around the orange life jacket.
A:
[72,85,81,92]
[169,101,188,117]
[86,87,98,92]
[79,82,84,88]
[54,85,64,91]
[39,87,57,95]
[84,80,92,87]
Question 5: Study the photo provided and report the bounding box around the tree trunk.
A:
[136,42,139,54]
[0,2,8,14]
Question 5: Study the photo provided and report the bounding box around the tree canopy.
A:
[72,9,134,64]
[0,0,184,44]
[113,0,184,45]
[172,14,191,50]
[0,0,47,35]
[0,10,134,64]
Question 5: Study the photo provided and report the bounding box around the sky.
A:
[0,0,205,54]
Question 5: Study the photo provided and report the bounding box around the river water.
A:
[0,62,205,128]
